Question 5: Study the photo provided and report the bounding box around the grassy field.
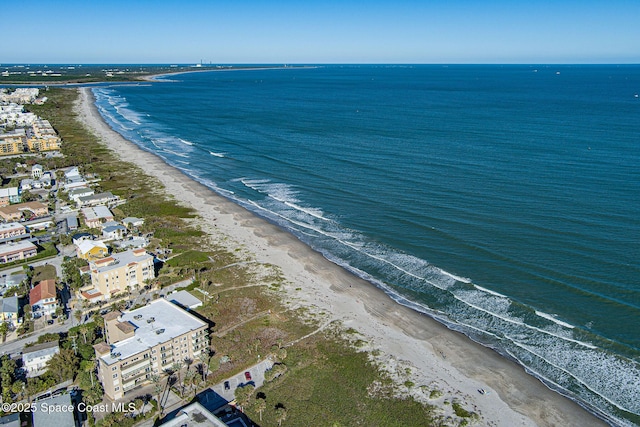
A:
[29,88,450,426]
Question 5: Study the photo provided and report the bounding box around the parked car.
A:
[47,320,54,325]
[244,371,252,381]
[224,381,230,390]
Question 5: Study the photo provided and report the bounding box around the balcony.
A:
[121,359,151,376]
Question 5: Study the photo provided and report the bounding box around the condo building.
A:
[94,299,209,400]
[81,248,155,301]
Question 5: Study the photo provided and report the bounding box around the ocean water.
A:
[92,65,640,426]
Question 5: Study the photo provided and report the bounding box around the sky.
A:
[3,0,639,64]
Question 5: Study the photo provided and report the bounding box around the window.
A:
[113,373,118,378]
[115,387,120,391]
[112,366,117,371]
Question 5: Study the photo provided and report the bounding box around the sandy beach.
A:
[75,87,608,427]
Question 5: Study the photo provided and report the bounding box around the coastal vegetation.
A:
[24,87,479,426]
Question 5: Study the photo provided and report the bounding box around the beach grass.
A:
[34,87,442,426]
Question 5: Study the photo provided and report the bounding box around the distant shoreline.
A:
[141,65,318,81]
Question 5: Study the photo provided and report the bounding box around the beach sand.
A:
[75,87,608,427]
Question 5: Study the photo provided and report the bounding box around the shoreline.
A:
[141,65,318,81]
[75,87,609,427]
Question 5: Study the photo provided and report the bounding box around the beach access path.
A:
[75,87,607,427]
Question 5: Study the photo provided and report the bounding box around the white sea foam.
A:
[440,268,471,284]
[453,291,597,349]
[508,340,638,415]
[179,138,194,146]
[535,310,575,329]
[209,151,226,157]
[473,284,508,298]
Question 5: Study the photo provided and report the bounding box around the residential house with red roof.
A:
[30,279,57,317]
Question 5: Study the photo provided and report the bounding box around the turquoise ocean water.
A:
[92,65,640,426]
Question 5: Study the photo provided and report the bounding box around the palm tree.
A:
[255,398,267,422]
[275,405,287,426]
[150,374,164,416]
[171,361,183,396]
[85,359,96,387]
[78,324,90,344]
[198,351,210,382]
[74,309,83,325]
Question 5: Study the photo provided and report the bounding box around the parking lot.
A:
[210,358,274,402]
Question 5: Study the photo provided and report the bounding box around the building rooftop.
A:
[100,298,207,365]
[81,205,113,221]
[22,341,59,364]
[32,394,75,427]
[90,248,153,274]
[169,290,203,310]
[0,295,18,314]
[0,240,37,255]
[158,402,228,427]
[0,222,25,231]
[76,239,107,254]
[30,279,56,306]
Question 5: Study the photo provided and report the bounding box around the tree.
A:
[74,309,83,325]
[198,349,212,382]
[78,324,90,344]
[11,380,25,401]
[0,321,8,342]
[234,384,254,411]
[150,374,164,416]
[23,304,32,322]
[46,348,79,383]
[255,397,267,422]
[83,359,96,387]
[171,360,183,394]
[275,405,288,427]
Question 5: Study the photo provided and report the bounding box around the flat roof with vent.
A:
[99,298,207,365]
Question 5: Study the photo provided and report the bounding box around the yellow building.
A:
[27,119,61,152]
[0,130,26,155]
[81,248,155,300]
[76,240,109,261]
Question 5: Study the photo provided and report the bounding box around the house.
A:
[76,239,108,261]
[29,279,57,317]
[63,166,87,191]
[102,224,126,241]
[122,217,144,228]
[82,249,155,300]
[0,201,48,222]
[94,299,208,400]
[66,215,79,231]
[0,295,19,326]
[72,232,93,245]
[0,240,37,263]
[31,164,43,179]
[0,222,27,240]
[68,187,94,203]
[0,187,21,207]
[22,341,59,377]
[76,192,118,208]
[0,273,27,294]
[81,205,114,228]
